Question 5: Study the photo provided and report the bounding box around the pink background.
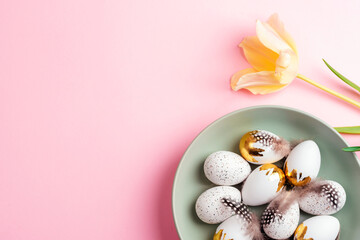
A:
[1,0,360,239]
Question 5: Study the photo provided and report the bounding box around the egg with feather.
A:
[299,179,346,215]
[239,130,291,165]
[261,192,300,239]
[213,198,263,240]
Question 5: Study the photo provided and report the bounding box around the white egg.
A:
[299,180,346,215]
[204,151,251,185]
[294,216,340,240]
[239,130,290,165]
[213,215,252,240]
[262,200,300,239]
[215,198,263,240]
[195,186,241,224]
[284,140,321,186]
[242,164,286,206]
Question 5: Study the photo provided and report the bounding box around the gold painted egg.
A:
[213,198,262,240]
[239,130,290,165]
[294,216,340,240]
[241,164,286,206]
[284,140,321,186]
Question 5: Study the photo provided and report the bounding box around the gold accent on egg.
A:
[259,164,285,192]
[239,131,265,163]
[294,223,313,240]
[213,229,233,240]
[284,162,312,186]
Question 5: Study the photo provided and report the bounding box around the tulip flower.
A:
[231,14,360,109]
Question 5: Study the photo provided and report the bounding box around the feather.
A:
[268,178,325,213]
[273,137,291,157]
[297,177,325,195]
[268,190,300,214]
[247,212,265,240]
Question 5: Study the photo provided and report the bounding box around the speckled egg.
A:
[195,186,241,224]
[299,180,346,215]
[241,164,286,206]
[261,201,300,239]
[239,130,290,165]
[294,216,340,240]
[204,151,251,186]
[284,140,321,186]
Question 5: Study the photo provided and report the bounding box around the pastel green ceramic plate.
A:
[172,105,360,240]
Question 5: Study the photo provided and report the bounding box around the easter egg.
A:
[204,151,251,185]
[239,130,291,165]
[213,215,252,240]
[214,198,262,240]
[294,216,340,240]
[261,200,300,239]
[195,186,241,224]
[242,164,286,206]
[284,140,321,186]
[299,180,346,215]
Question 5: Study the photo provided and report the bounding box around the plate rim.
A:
[171,105,359,239]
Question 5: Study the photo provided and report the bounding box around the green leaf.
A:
[342,146,360,152]
[323,59,360,92]
[334,126,360,134]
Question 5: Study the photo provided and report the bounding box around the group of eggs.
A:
[195,130,346,240]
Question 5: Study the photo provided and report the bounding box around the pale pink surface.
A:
[0,0,360,239]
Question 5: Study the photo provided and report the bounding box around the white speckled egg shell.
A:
[250,130,287,164]
[294,216,340,240]
[214,215,252,240]
[262,201,300,239]
[241,165,284,206]
[285,140,321,185]
[195,186,241,224]
[204,151,251,185]
[299,180,346,215]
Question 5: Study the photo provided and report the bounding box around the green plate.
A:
[172,105,360,239]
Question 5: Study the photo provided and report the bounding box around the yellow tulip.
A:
[231,14,360,108]
[231,14,298,94]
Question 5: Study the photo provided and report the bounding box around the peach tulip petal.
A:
[231,69,286,94]
[231,68,257,90]
[246,84,287,94]
[267,14,297,54]
[256,19,292,54]
[239,36,279,72]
